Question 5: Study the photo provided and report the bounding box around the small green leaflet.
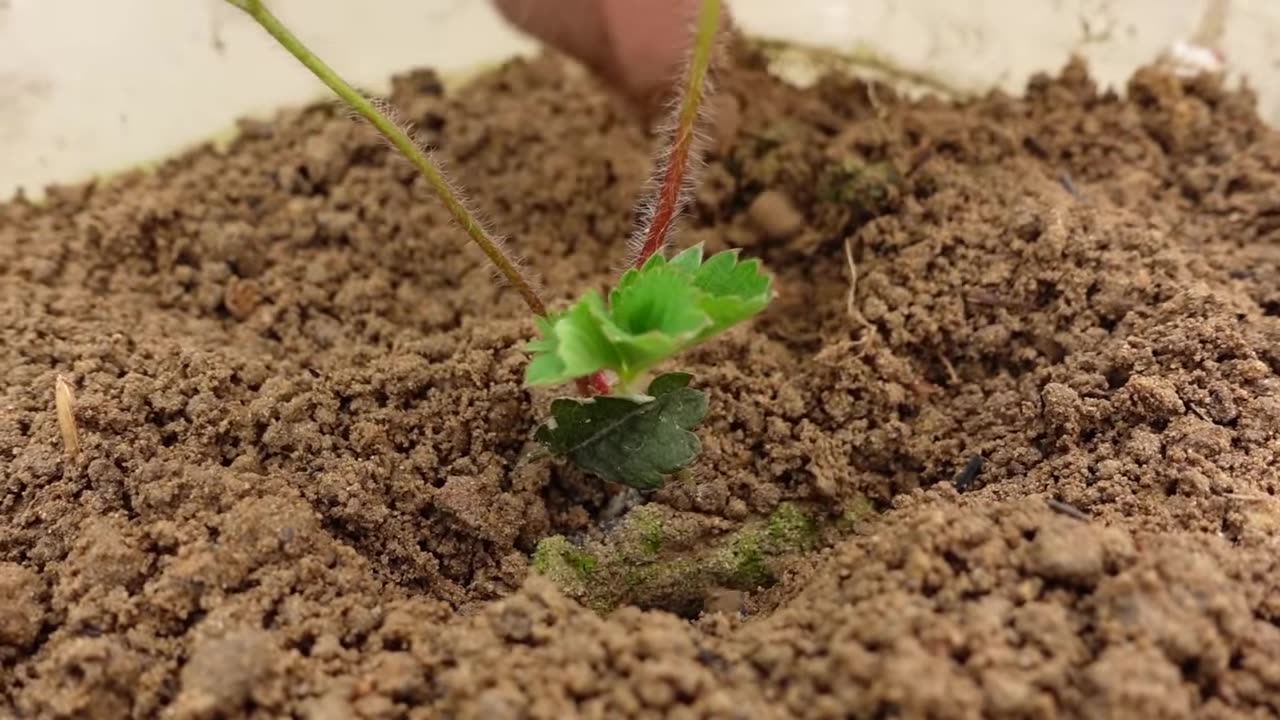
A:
[534,373,708,490]
[524,244,772,388]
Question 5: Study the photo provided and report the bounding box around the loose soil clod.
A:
[3,41,1280,718]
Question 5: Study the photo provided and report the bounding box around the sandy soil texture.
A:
[2,42,1280,719]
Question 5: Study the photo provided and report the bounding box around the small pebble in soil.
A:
[747,190,805,240]
[1025,516,1105,587]
[173,629,279,718]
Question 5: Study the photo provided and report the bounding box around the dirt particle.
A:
[1125,374,1187,421]
[173,628,280,719]
[466,689,520,720]
[300,690,355,720]
[369,652,426,702]
[704,588,745,615]
[1024,516,1105,586]
[223,277,263,320]
[315,209,358,242]
[352,693,397,719]
[1042,382,1086,437]
[59,517,149,598]
[982,669,1050,717]
[747,189,804,240]
[302,131,349,187]
[1084,644,1194,718]
[25,637,141,720]
[709,92,743,155]
[0,563,44,653]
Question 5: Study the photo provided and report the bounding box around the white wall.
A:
[1,0,1276,200]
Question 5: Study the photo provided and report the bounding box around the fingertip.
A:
[490,0,725,119]
[601,0,700,89]
[601,0,731,110]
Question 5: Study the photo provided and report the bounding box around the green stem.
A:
[224,0,547,317]
[680,0,721,143]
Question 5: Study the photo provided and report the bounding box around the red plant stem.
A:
[634,137,694,268]
[577,0,721,397]
[630,0,721,269]
[576,372,613,397]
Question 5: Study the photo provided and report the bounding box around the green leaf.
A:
[690,250,772,341]
[534,373,708,490]
[524,244,772,387]
[666,243,705,274]
[524,292,621,386]
[692,249,769,299]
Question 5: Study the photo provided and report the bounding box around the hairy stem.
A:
[224,0,547,316]
[630,0,721,268]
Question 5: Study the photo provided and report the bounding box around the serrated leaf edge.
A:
[524,244,771,387]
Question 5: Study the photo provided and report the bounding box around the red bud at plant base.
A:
[577,372,613,397]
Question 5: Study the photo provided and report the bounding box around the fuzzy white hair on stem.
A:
[623,0,724,270]
[341,93,543,296]
[624,90,715,268]
[225,0,551,317]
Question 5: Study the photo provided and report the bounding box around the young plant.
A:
[224,0,772,490]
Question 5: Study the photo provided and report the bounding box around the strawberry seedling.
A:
[224,0,773,489]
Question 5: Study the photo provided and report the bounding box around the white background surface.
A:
[1,0,1276,200]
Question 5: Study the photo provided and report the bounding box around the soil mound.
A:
[2,43,1278,718]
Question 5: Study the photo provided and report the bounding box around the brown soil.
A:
[3,39,1280,719]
